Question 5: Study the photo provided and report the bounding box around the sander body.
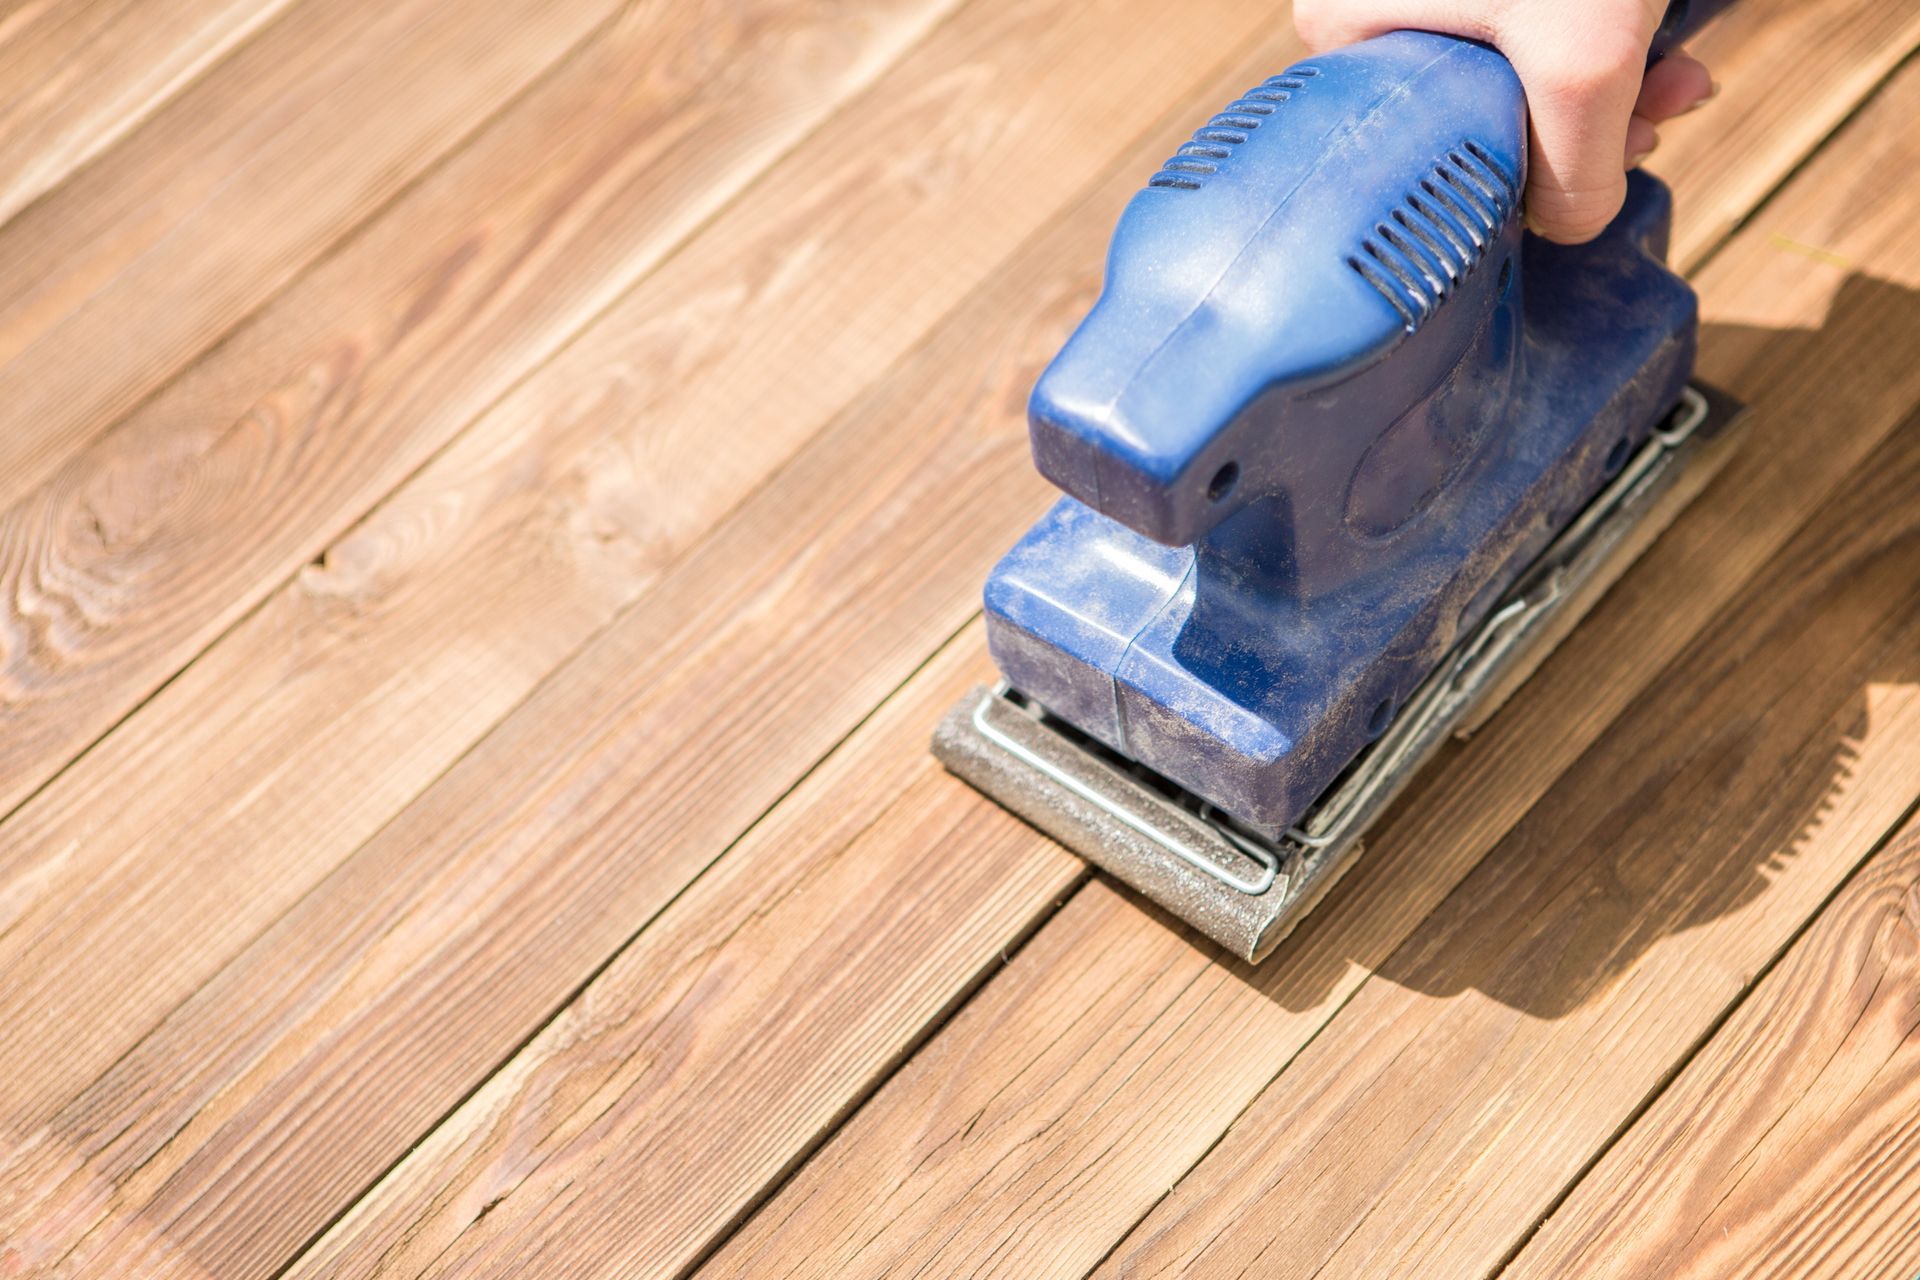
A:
[934,2,1745,961]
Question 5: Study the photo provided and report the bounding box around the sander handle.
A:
[1023,0,1735,555]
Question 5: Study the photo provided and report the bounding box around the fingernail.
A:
[1688,80,1722,110]
[1626,148,1654,169]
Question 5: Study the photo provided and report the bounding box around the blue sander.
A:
[933,1,1746,961]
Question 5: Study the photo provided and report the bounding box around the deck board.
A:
[279,633,1079,1280]
[1662,0,1920,267]
[0,2,1916,1277]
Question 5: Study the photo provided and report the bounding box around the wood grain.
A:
[700,49,1920,1280]
[0,0,962,835]
[0,0,616,516]
[1507,811,1920,1280]
[0,3,1285,1276]
[0,0,298,232]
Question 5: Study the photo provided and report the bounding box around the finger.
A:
[1505,11,1666,243]
[1626,114,1660,167]
[1636,52,1716,121]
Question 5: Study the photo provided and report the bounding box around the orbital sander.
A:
[933,1,1745,961]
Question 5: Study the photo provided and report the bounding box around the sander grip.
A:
[1022,0,1736,556]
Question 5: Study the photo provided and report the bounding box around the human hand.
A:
[1293,0,1718,243]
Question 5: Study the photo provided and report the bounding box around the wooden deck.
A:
[1,2,1917,1276]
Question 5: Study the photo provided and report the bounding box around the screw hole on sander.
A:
[1207,461,1240,503]
[1603,436,1631,476]
[1367,697,1396,738]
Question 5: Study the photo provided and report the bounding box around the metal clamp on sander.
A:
[934,1,1745,962]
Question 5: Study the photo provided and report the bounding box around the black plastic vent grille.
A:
[1347,141,1517,330]
[1147,66,1319,191]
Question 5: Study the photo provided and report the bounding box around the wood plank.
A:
[0,3,1279,1276]
[0,0,298,231]
[1092,416,1920,1280]
[699,42,1920,1280]
[0,0,962,832]
[246,12,1920,1280]
[1659,0,1920,267]
[1506,810,1920,1280]
[0,0,615,516]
